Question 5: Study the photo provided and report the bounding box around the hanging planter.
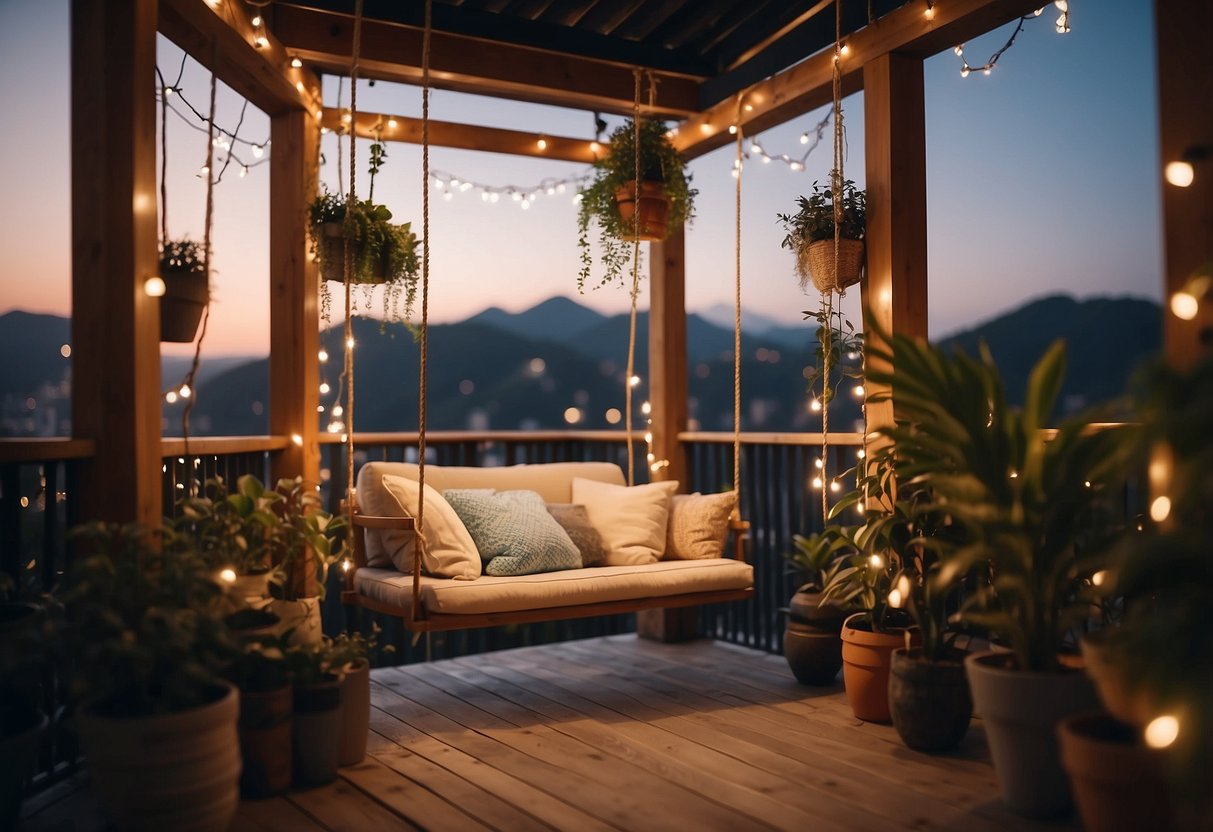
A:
[577,118,696,291]
[778,179,867,294]
[159,239,208,343]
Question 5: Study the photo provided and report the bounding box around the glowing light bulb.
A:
[983,67,992,76]
[789,161,804,172]
[1053,0,1068,10]
[251,144,264,158]
[960,67,970,78]
[346,337,355,349]
[166,391,178,404]
[444,191,454,202]
[291,433,303,446]
[728,125,737,135]
[853,384,865,397]
[239,166,248,178]
[318,349,329,362]
[699,123,713,134]
[811,477,823,489]
[800,133,809,145]
[887,588,903,607]
[179,384,191,399]
[219,567,237,583]
[589,141,600,153]
[536,138,547,150]
[1091,570,1107,587]
[251,14,262,26]
[868,554,883,569]
[60,344,71,358]
[163,86,174,97]
[519,199,529,210]
[1150,495,1172,522]
[144,276,166,297]
[332,405,344,417]
[829,480,841,493]
[319,382,331,394]
[629,375,641,387]
[1170,292,1199,320]
[342,558,352,573]
[809,398,822,412]
[839,43,851,56]
[1165,161,1195,188]
[641,401,652,415]
[857,449,866,459]
[388,117,398,129]
[1144,715,1179,749]
[923,3,935,19]
[291,56,303,68]
[254,35,269,48]
[814,458,824,469]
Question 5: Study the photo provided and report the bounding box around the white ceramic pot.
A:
[268,597,323,646]
[78,683,240,832]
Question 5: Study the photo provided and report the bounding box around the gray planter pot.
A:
[965,650,1098,817]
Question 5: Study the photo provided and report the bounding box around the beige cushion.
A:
[355,559,753,616]
[571,478,679,566]
[546,503,608,567]
[379,474,480,579]
[356,461,625,566]
[665,491,738,560]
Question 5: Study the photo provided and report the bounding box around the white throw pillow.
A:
[571,478,679,565]
[665,491,737,560]
[380,474,481,579]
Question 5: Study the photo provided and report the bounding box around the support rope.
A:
[414,0,434,622]
[343,0,364,543]
[623,67,642,486]
[733,99,743,500]
[822,0,846,522]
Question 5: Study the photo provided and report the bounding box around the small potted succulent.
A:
[59,522,240,830]
[781,532,852,685]
[577,118,696,291]
[310,142,420,323]
[159,238,208,343]
[778,178,866,294]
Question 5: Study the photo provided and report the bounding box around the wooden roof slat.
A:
[322,109,599,162]
[540,0,600,27]
[676,0,1048,160]
[503,0,562,19]
[574,0,651,37]
[273,4,702,117]
[612,0,695,44]
[687,0,779,59]
[650,0,741,53]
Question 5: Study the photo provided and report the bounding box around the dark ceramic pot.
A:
[889,647,972,752]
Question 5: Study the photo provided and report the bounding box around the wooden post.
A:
[1156,0,1213,369]
[640,227,698,642]
[861,52,928,449]
[268,110,321,486]
[70,0,162,526]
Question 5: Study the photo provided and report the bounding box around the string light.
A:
[923,0,935,19]
[1144,715,1180,749]
[144,276,167,297]
[953,7,1067,78]
[428,170,593,206]
[290,56,303,68]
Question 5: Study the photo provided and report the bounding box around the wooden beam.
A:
[861,52,928,449]
[675,0,1046,160]
[158,0,322,117]
[322,109,599,163]
[269,110,321,486]
[1156,0,1213,369]
[649,226,689,488]
[71,0,162,526]
[272,3,700,118]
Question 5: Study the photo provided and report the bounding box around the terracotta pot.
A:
[614,181,670,242]
[338,660,371,766]
[238,685,292,798]
[268,597,323,646]
[0,709,46,830]
[1058,712,1174,832]
[889,648,972,752]
[160,266,208,343]
[1080,631,1154,728]
[78,683,240,832]
[293,676,342,787]
[783,590,847,686]
[319,222,388,285]
[965,650,1099,817]
[840,613,919,723]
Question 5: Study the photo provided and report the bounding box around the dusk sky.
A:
[0,1,1161,362]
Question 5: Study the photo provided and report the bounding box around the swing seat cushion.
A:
[354,558,754,616]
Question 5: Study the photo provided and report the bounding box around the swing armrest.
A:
[728,517,750,564]
[340,498,416,602]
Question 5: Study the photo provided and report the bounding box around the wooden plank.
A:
[272,3,700,118]
[158,0,322,118]
[375,669,767,829]
[861,52,928,455]
[677,431,864,446]
[269,109,321,485]
[159,435,292,456]
[235,796,331,831]
[70,0,162,527]
[322,110,599,163]
[286,776,422,831]
[337,754,492,831]
[674,0,1048,160]
[1155,0,1213,369]
[367,705,612,831]
[0,439,96,464]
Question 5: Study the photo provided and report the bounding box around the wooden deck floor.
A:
[23,635,1079,831]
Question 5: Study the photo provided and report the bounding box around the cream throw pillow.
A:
[571,478,678,565]
[665,491,737,560]
[380,474,481,579]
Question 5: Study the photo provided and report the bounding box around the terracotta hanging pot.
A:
[237,684,292,798]
[783,589,848,686]
[614,181,670,242]
[1058,712,1175,832]
[319,222,388,285]
[889,647,972,752]
[800,238,865,295]
[159,265,208,343]
[840,612,918,723]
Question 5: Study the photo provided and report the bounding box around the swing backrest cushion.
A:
[443,489,582,577]
[571,478,680,566]
[378,474,482,579]
[664,491,738,559]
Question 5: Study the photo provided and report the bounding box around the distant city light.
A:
[529,358,546,375]
[60,344,71,358]
[605,408,622,425]
[563,407,582,425]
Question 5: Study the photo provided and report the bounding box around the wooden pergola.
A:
[69,0,1211,529]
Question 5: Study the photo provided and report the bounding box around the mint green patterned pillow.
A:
[443,489,581,577]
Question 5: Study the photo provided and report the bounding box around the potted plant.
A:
[818,455,920,724]
[778,178,866,294]
[781,533,852,685]
[576,118,696,291]
[59,522,241,831]
[224,632,292,798]
[326,626,391,767]
[159,238,208,343]
[174,475,275,604]
[286,640,342,787]
[309,142,420,324]
[0,576,49,829]
[865,327,1138,816]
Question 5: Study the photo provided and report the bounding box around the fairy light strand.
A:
[953,2,1070,78]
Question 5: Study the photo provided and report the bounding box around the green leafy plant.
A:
[173,475,274,577]
[240,475,345,604]
[777,179,866,250]
[802,305,863,407]
[577,118,696,291]
[325,623,392,671]
[786,532,850,596]
[159,238,206,276]
[58,523,235,717]
[865,325,1140,672]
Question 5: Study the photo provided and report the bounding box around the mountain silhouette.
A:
[466,296,607,342]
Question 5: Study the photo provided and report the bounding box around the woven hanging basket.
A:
[614,181,670,242]
[799,238,865,294]
[318,222,389,285]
